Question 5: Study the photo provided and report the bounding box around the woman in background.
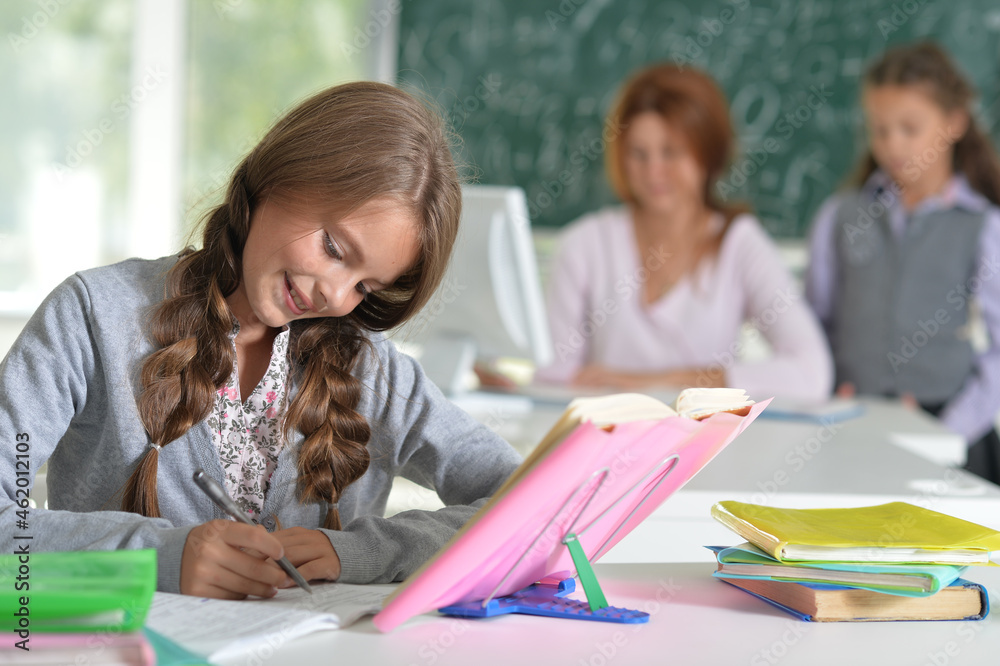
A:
[535,63,832,402]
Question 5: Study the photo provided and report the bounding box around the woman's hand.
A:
[273,526,342,585]
[572,364,725,390]
[657,367,726,389]
[838,382,917,409]
[473,362,517,389]
[572,364,649,389]
[180,520,289,600]
[835,382,856,398]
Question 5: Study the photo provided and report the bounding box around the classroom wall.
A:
[397,0,1000,237]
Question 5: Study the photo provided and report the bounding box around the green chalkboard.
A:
[397,0,1000,236]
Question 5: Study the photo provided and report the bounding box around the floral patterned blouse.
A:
[206,320,291,520]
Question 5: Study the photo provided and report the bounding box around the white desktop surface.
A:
[217,562,1000,666]
[216,398,1000,665]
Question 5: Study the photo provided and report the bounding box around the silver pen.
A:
[192,469,313,594]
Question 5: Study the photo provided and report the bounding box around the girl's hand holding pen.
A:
[273,526,342,586]
[180,520,290,600]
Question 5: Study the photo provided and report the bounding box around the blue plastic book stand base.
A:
[438,578,649,624]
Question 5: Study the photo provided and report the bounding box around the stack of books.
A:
[709,501,1000,622]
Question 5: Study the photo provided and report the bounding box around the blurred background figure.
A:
[535,64,832,402]
[806,42,1000,483]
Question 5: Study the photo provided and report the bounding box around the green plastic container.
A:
[1,549,156,632]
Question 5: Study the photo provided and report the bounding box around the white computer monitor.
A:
[390,185,553,395]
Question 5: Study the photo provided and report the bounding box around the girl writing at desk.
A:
[0,82,522,599]
[806,42,1000,484]
[535,64,832,402]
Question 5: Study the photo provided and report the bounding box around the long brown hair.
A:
[852,41,1000,205]
[605,63,748,263]
[122,82,461,529]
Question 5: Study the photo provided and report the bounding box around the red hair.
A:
[605,63,748,259]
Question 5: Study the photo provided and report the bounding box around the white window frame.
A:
[126,0,187,262]
[0,0,399,354]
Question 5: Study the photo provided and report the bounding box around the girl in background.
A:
[806,42,1000,483]
[0,82,521,599]
[536,63,832,402]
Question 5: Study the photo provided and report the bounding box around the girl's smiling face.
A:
[229,196,421,332]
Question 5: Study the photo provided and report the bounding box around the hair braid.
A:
[122,177,248,516]
[286,321,372,529]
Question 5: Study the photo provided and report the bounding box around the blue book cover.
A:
[707,544,966,597]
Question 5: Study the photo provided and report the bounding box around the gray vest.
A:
[831,190,985,404]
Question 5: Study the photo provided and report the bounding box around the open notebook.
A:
[145,583,393,662]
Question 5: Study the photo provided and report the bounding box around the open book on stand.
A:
[373,389,768,631]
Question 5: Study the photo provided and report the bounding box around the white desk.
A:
[217,398,1000,665]
[218,562,1000,666]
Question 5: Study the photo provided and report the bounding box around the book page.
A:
[145,582,394,661]
[493,393,677,498]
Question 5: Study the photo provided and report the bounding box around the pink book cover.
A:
[3,632,155,664]
[372,400,769,632]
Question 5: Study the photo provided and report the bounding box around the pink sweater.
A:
[535,207,833,402]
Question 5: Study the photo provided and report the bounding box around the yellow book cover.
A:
[711,501,1000,565]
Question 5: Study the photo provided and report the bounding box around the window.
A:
[1,0,382,321]
[2,1,133,311]
[184,0,374,235]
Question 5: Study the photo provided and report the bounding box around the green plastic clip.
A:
[563,533,608,611]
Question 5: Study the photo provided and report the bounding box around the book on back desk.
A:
[722,577,989,622]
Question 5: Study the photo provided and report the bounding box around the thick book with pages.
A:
[722,576,989,622]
